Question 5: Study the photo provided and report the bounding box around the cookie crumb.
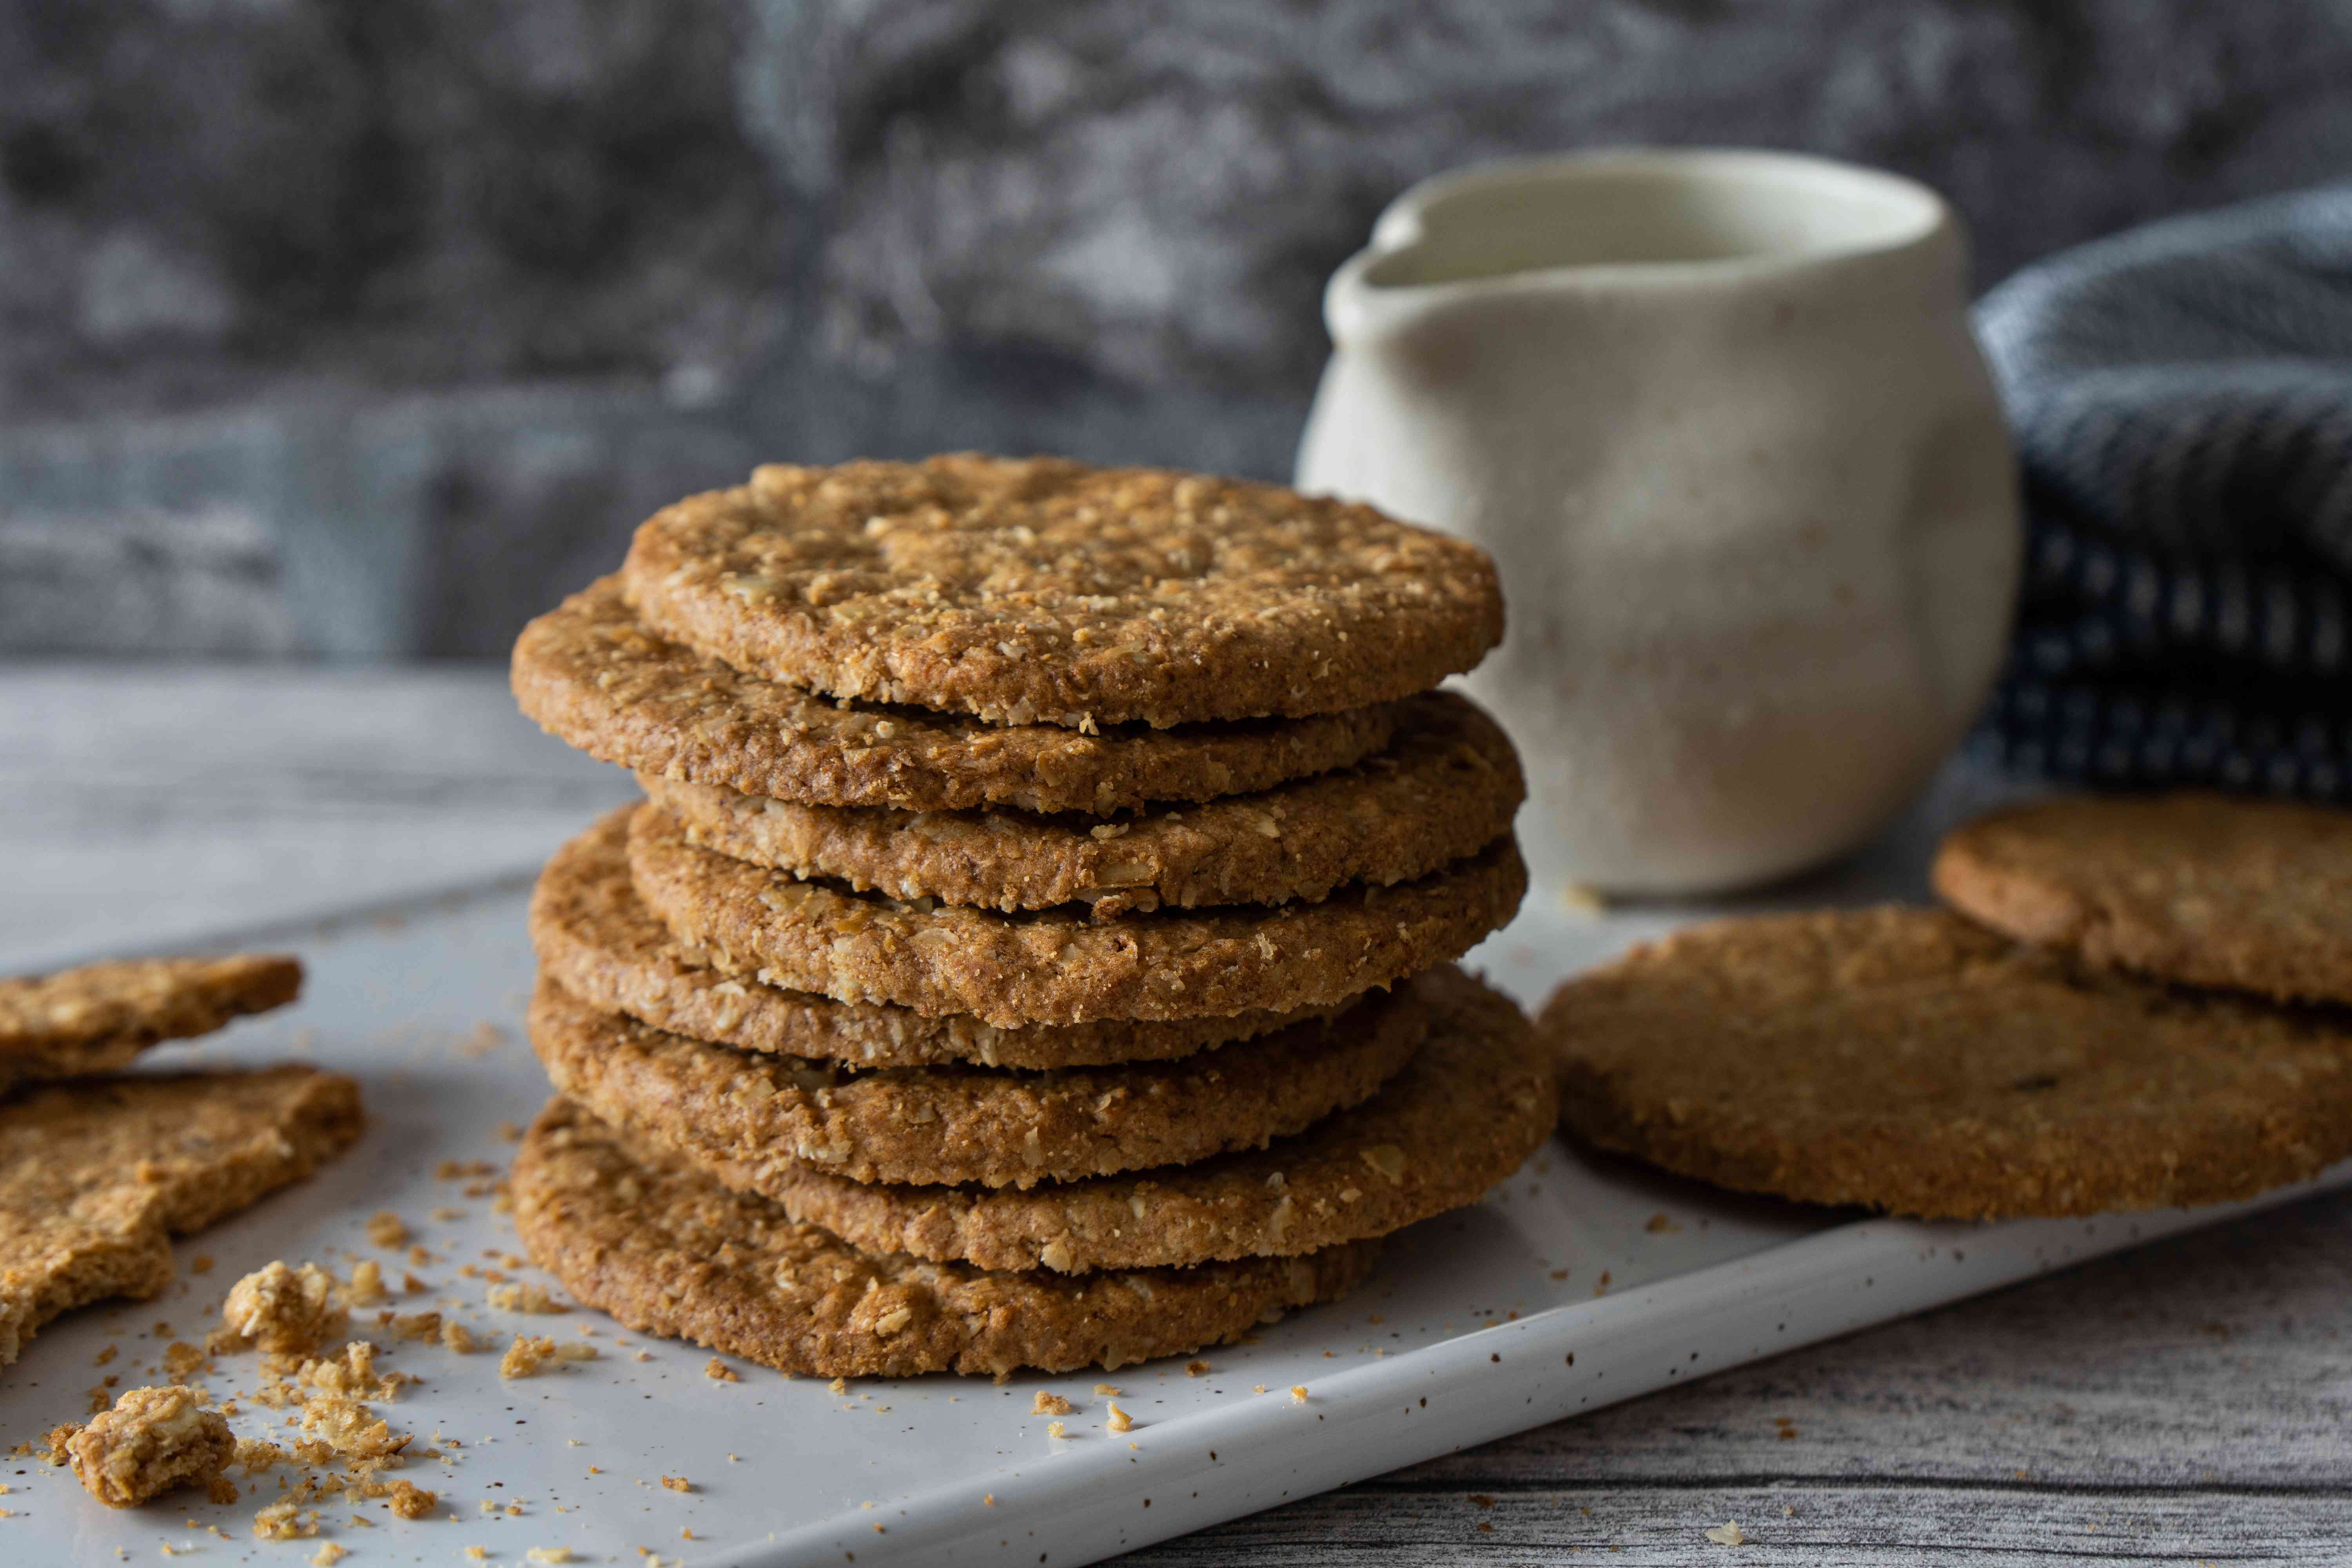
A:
[704,1359,738,1383]
[486,1283,564,1314]
[441,1320,479,1354]
[1290,1385,1308,1403]
[1184,1360,1209,1376]
[1706,1520,1746,1546]
[526,1550,573,1565]
[65,1386,234,1508]
[365,1212,411,1249]
[190,1256,214,1276]
[1105,1403,1133,1434]
[252,1497,318,1540]
[1030,1392,1072,1417]
[1045,1421,1066,1439]
[1093,1383,1120,1396]
[218,1262,347,1355]
[346,1259,389,1307]
[661,1475,691,1493]
[499,1335,595,1379]
[310,1545,348,1567]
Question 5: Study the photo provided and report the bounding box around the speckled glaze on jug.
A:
[1298,149,2020,895]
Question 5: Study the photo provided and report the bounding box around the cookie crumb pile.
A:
[509,454,1555,1375]
[1544,791,2352,1219]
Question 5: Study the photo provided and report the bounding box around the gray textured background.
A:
[8,0,2352,657]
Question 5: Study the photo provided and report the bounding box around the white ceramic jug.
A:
[1298,149,2020,896]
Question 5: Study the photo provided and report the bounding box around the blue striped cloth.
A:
[1971,184,2352,800]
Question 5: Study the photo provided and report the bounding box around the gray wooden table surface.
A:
[7,662,2348,1566]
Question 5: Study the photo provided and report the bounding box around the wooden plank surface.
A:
[6,662,2347,1566]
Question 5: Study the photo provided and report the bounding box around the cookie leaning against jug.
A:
[507,454,1554,1376]
[1933,791,2352,1005]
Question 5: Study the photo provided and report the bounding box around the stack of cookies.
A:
[1545,793,2352,1221]
[508,456,1559,1377]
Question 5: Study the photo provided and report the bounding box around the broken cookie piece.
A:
[0,954,302,1092]
[64,1385,234,1508]
[0,1067,364,1368]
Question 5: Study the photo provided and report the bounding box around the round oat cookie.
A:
[529,975,1426,1189]
[513,578,1403,814]
[644,690,1523,915]
[618,456,1504,729]
[627,804,1526,1028]
[1934,793,2352,1006]
[511,1096,1381,1377]
[729,967,1557,1272]
[1544,905,2352,1220]
[530,811,1342,1068]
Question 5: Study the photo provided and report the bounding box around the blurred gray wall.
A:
[6,0,2352,657]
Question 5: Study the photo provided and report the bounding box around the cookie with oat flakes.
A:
[618,456,1503,729]
[530,811,1342,1067]
[514,578,1405,815]
[528,973,1426,1191]
[0,953,300,1093]
[729,967,1557,1272]
[1934,793,2352,1005]
[626,803,1526,1028]
[1544,905,2352,1219]
[511,1096,1381,1377]
[642,689,1523,915]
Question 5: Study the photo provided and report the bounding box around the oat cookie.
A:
[65,1385,234,1508]
[748,968,1557,1272]
[0,954,301,1092]
[646,690,1523,915]
[619,456,1504,729]
[514,579,1403,814]
[531,812,1338,1067]
[511,1097,1380,1377]
[1934,793,2352,1005]
[530,975,1426,1190]
[1545,905,2352,1219]
[629,804,1525,1027]
[0,1067,363,1368]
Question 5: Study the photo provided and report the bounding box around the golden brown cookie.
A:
[530,811,1340,1067]
[0,1067,364,1368]
[0,954,302,1093]
[628,804,1526,1027]
[1544,905,2352,1220]
[1933,793,2352,1005]
[644,690,1524,915]
[529,975,1425,1189]
[738,968,1557,1272]
[618,456,1504,729]
[511,1096,1380,1377]
[514,578,1405,814]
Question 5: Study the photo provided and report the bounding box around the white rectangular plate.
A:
[4,874,2342,1568]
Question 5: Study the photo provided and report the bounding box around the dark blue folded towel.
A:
[1971,184,2352,800]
